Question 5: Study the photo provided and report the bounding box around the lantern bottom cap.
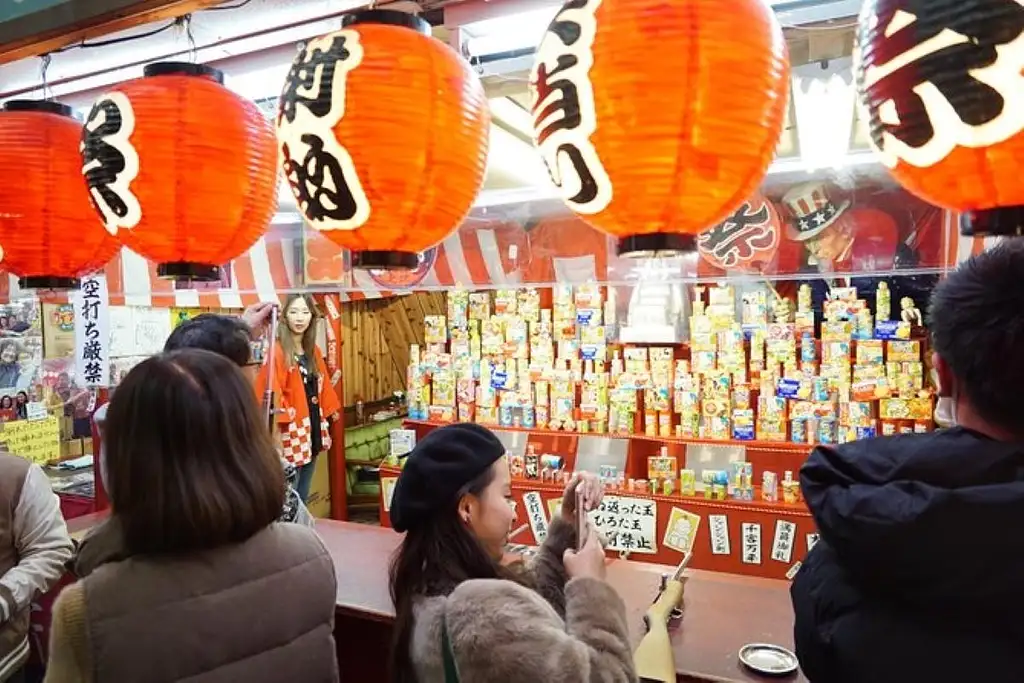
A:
[617,233,698,258]
[19,276,80,291]
[157,262,222,282]
[960,205,1024,238]
[352,250,419,270]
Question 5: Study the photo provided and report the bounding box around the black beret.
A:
[390,423,505,532]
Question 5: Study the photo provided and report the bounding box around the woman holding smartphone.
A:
[388,423,635,683]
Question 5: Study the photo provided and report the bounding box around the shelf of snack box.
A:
[402,418,815,455]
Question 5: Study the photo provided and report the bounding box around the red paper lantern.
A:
[530,0,789,257]
[855,0,1024,236]
[276,10,490,270]
[697,193,782,273]
[80,62,278,280]
[0,101,119,289]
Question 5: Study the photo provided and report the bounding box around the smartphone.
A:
[575,487,587,551]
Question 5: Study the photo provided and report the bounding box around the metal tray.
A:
[738,643,799,677]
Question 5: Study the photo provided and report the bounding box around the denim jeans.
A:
[295,456,317,503]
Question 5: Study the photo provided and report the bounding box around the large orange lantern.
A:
[80,62,278,280]
[276,10,490,269]
[855,0,1024,237]
[0,101,119,289]
[529,0,790,257]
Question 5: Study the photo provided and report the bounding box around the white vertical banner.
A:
[74,275,111,388]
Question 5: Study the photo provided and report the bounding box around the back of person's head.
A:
[387,423,517,683]
[164,314,252,368]
[929,240,1024,438]
[104,348,284,556]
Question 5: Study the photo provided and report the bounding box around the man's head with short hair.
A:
[929,240,1024,439]
[164,314,256,379]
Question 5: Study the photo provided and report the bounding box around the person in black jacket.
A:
[792,240,1024,683]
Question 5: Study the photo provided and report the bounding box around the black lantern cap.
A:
[341,9,430,35]
[157,262,222,282]
[960,206,1024,238]
[144,62,225,85]
[617,233,698,258]
[3,100,73,118]
[352,250,419,270]
[19,276,81,291]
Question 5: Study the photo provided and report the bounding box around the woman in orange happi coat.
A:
[256,294,340,503]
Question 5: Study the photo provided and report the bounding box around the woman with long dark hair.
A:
[388,423,635,682]
[255,294,340,503]
[44,349,339,682]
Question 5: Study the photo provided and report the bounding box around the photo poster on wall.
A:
[588,495,657,554]
[523,491,549,543]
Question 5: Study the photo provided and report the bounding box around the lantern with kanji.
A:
[697,193,783,274]
[0,101,119,289]
[80,62,278,280]
[276,10,490,270]
[529,0,790,257]
[855,0,1024,237]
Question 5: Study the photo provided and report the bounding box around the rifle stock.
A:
[633,578,685,683]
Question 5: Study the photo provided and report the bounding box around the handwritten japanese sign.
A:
[806,532,820,553]
[276,32,371,231]
[73,275,110,387]
[81,93,142,234]
[771,520,797,564]
[698,197,780,270]
[381,476,397,513]
[530,0,612,215]
[1,416,60,465]
[709,514,731,556]
[588,495,657,554]
[523,491,549,543]
[858,1,1024,169]
[741,522,762,565]
[663,507,701,555]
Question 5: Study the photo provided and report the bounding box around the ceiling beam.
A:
[0,0,226,66]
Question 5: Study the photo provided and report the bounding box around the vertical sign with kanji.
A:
[73,275,110,388]
[741,522,762,565]
[523,491,549,543]
[771,520,796,564]
[709,514,731,556]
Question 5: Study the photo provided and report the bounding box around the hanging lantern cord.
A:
[39,54,53,101]
[174,14,199,63]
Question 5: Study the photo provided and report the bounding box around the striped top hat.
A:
[783,181,851,241]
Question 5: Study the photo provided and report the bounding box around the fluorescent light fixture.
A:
[462,6,557,57]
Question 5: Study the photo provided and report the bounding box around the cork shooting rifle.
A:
[634,552,690,683]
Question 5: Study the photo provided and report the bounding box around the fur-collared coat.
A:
[409,516,636,682]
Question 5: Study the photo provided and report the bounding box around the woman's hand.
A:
[560,471,603,524]
[563,526,607,581]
